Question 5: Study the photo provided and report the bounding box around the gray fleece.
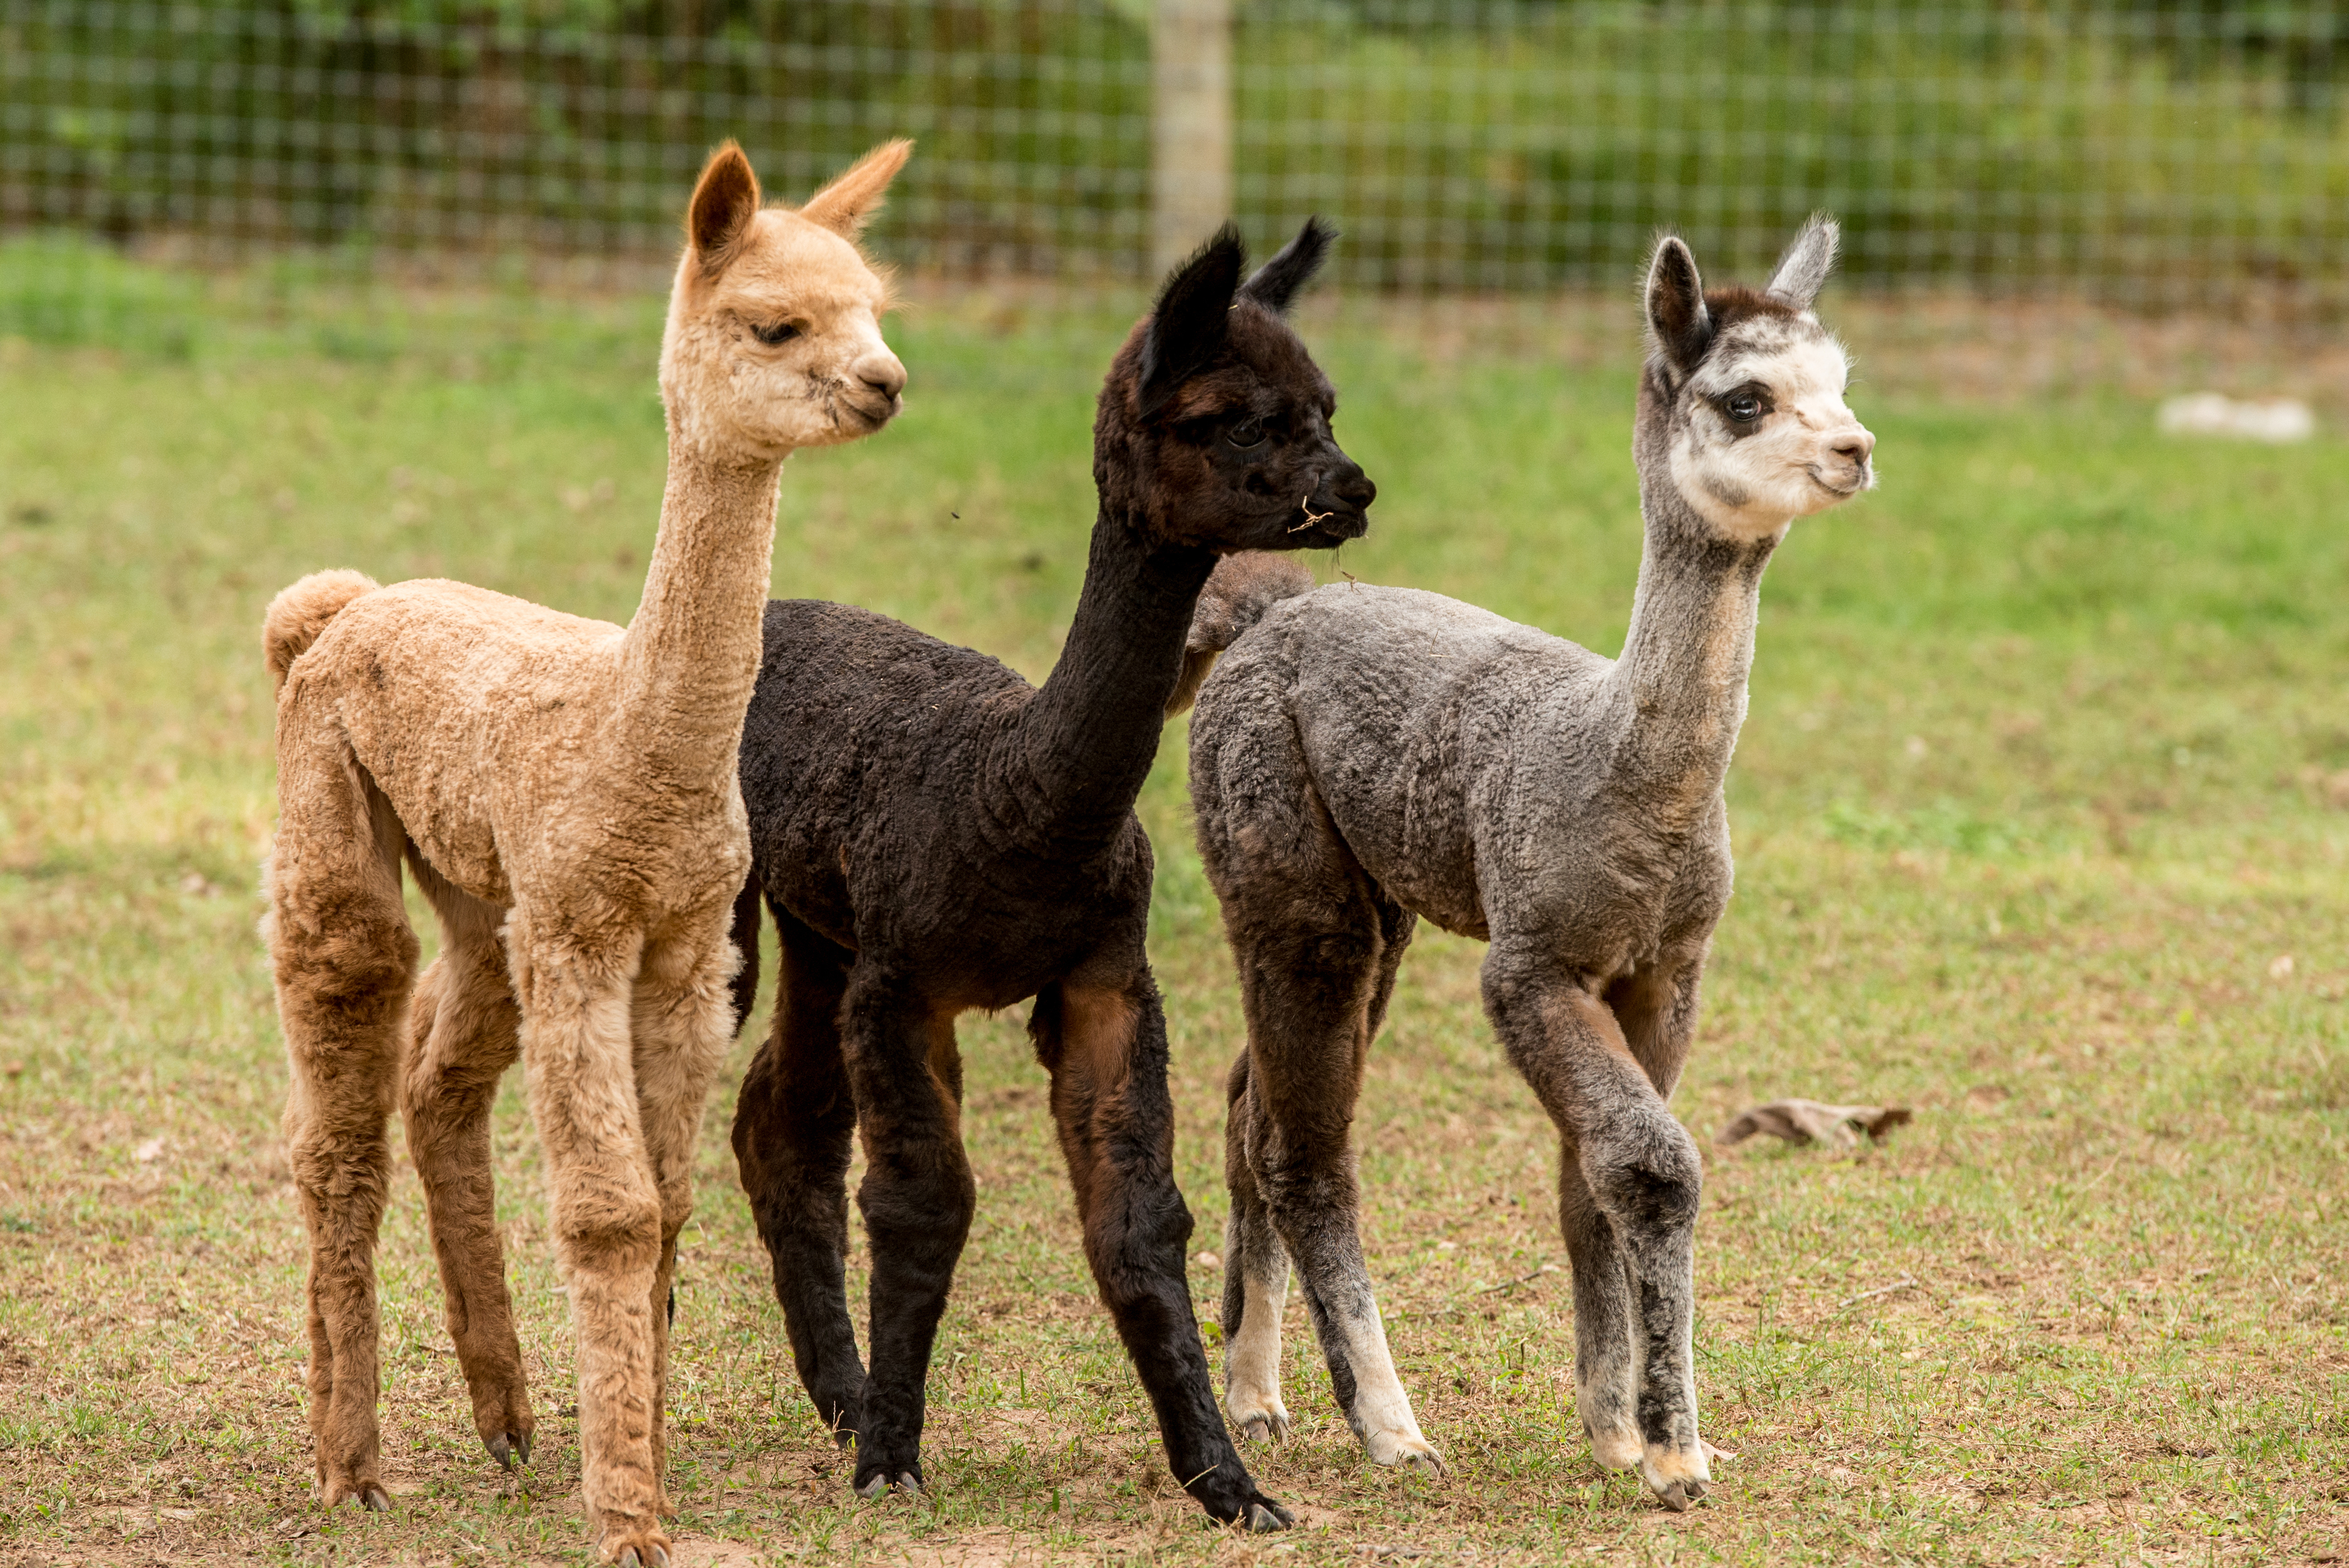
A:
[1184,231,1865,1507]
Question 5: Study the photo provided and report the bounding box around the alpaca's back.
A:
[283,578,628,904]
[1190,582,1610,943]
[739,598,1098,961]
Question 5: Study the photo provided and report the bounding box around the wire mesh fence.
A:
[6,1,2349,311]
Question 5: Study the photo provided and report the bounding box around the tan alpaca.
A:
[260,139,909,1567]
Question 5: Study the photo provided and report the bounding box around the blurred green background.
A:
[10,1,2349,303]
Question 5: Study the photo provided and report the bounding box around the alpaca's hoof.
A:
[855,1470,919,1500]
[485,1430,531,1472]
[1230,1396,1290,1445]
[1365,1427,1445,1474]
[1393,1445,1446,1476]
[856,1472,889,1500]
[321,1472,392,1511]
[1640,1441,1712,1511]
[1652,1476,1707,1511]
[1245,1501,1294,1532]
[1238,1413,1282,1444]
[605,1533,672,1568]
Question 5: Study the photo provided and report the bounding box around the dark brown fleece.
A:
[724,223,1375,1530]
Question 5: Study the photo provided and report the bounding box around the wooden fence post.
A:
[1152,0,1233,275]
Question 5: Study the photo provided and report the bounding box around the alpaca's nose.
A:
[1833,427,1876,465]
[1333,464,1377,510]
[854,350,906,402]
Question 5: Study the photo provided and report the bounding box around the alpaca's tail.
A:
[726,861,765,1039]
[262,569,380,692]
[1166,550,1316,717]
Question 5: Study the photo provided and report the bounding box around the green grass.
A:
[0,262,2345,1565]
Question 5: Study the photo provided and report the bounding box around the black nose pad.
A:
[1333,465,1376,509]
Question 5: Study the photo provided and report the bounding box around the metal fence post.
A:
[1152,0,1233,276]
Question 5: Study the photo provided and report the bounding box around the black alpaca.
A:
[725,223,1375,1529]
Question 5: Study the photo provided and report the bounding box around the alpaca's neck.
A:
[1012,507,1216,853]
[1605,457,1779,813]
[615,438,787,780]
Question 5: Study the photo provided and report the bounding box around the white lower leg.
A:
[1335,1301,1440,1470]
[1580,1371,1644,1470]
[1224,1260,1291,1440]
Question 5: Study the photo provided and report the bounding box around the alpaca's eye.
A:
[1226,418,1267,450]
[753,321,801,346]
[1723,392,1763,424]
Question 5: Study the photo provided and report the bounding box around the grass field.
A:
[1,258,2345,1566]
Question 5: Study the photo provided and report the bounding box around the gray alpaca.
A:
[1181,218,1875,1508]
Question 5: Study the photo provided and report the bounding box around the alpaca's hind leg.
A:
[1231,898,1438,1472]
[839,973,975,1497]
[268,751,417,1509]
[1222,894,1414,1452]
[1361,894,1418,1054]
[731,910,865,1446]
[1485,952,1708,1510]
[629,912,743,1515]
[1035,975,1290,1530]
[401,867,532,1472]
[1220,1048,1292,1446]
[509,919,669,1564]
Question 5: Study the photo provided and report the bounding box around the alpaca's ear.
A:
[1766,214,1839,309]
[1645,235,1712,373]
[799,139,913,239]
[687,141,762,275]
[1239,216,1334,315]
[1138,224,1245,418]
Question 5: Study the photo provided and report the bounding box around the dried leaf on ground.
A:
[1717,1099,1913,1150]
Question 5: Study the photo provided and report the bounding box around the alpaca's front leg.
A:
[402,926,534,1474]
[631,924,742,1516]
[1557,1155,1642,1471]
[1487,959,1709,1510]
[1602,954,1716,1490]
[511,925,671,1566]
[1600,1155,1706,1509]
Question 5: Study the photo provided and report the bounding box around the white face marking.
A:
[1669,328,1875,541]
